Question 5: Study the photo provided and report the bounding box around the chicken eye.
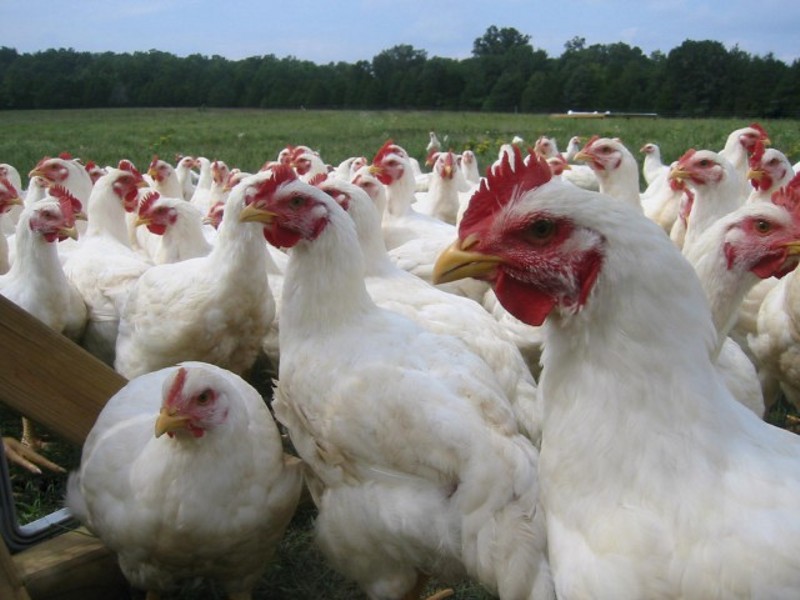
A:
[526,219,556,242]
[196,390,213,405]
[289,196,306,209]
[754,219,772,234]
[697,159,711,168]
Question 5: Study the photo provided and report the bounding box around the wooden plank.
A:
[0,296,129,598]
[14,529,127,600]
[0,295,127,447]
[0,539,31,600]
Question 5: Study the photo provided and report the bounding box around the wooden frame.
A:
[0,296,129,599]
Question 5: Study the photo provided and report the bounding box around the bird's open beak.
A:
[58,226,78,241]
[432,234,506,284]
[155,408,191,438]
[239,204,277,224]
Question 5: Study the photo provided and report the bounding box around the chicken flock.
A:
[1,122,800,599]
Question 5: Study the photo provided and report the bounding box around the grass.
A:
[1,108,799,180]
[1,108,799,598]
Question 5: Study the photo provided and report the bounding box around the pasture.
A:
[1,108,799,599]
[1,108,799,178]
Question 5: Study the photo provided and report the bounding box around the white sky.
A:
[1,0,797,65]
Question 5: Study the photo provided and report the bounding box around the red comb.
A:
[372,139,404,166]
[307,172,327,188]
[165,366,188,408]
[748,140,765,168]
[118,159,144,183]
[581,135,601,152]
[148,155,160,170]
[771,172,800,215]
[48,185,79,224]
[246,165,298,206]
[676,148,697,166]
[749,122,769,140]
[458,145,552,238]
[138,190,160,215]
[58,152,73,160]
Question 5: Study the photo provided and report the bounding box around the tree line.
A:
[0,26,798,118]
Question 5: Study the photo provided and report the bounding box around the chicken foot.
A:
[2,436,64,474]
[401,573,454,600]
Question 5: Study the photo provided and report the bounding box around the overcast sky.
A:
[1,0,797,65]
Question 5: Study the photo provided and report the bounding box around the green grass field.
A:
[1,108,799,599]
[1,108,799,179]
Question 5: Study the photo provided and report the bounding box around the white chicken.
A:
[746,141,795,203]
[639,142,669,186]
[533,136,598,191]
[574,136,642,210]
[66,361,304,600]
[749,174,800,410]
[414,150,474,225]
[114,171,276,379]
[317,174,542,443]
[134,191,212,264]
[0,187,87,448]
[62,162,151,366]
[433,146,800,599]
[240,164,554,600]
[683,196,800,416]
[0,176,22,273]
[369,140,456,250]
[458,149,481,185]
[668,148,745,255]
[0,186,86,342]
[719,122,770,197]
[353,163,489,303]
[174,154,198,201]
[146,155,184,199]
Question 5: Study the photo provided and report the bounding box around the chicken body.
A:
[434,148,800,599]
[66,362,303,599]
[574,136,642,210]
[115,173,275,379]
[244,166,554,600]
[63,165,151,365]
[0,192,86,341]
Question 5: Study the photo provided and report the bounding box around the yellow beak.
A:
[368,164,382,176]
[58,226,78,241]
[573,150,591,164]
[782,241,800,256]
[432,235,506,284]
[134,215,152,228]
[669,166,690,182]
[239,203,277,224]
[747,168,764,181]
[154,407,191,438]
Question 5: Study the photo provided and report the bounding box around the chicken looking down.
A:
[239,165,554,600]
[66,362,304,600]
[433,146,800,599]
